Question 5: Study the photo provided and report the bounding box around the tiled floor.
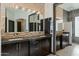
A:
[56,43,79,56]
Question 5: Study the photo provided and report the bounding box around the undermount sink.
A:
[39,36,45,37]
[8,38,23,41]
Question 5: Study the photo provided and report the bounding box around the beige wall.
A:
[0,3,1,54]
[56,6,63,20]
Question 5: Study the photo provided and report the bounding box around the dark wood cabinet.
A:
[40,38,51,56]
[2,36,51,56]
[29,37,51,56]
[1,41,28,56]
[18,41,28,56]
[30,40,41,56]
[1,43,18,56]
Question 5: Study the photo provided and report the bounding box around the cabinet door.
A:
[1,43,18,56]
[40,38,51,56]
[30,40,41,56]
[19,41,28,56]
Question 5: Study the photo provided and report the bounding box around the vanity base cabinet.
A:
[29,40,41,56]
[19,41,28,56]
[40,38,51,56]
[1,36,51,56]
[1,41,29,56]
[1,43,18,56]
[29,37,51,56]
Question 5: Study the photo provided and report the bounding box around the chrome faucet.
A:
[14,33,19,38]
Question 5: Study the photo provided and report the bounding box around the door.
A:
[17,21,22,32]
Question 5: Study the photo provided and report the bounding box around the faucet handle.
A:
[16,33,18,35]
[14,33,18,36]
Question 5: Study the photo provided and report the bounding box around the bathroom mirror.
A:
[5,7,44,32]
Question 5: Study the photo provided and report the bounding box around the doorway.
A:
[54,3,79,56]
[17,19,25,32]
[74,16,79,43]
[17,21,22,32]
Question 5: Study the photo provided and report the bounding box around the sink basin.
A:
[39,36,45,37]
[8,38,23,41]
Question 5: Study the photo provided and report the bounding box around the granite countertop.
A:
[2,34,51,45]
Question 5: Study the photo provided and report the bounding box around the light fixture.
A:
[22,8,25,11]
[32,10,36,13]
[37,11,40,14]
[28,9,31,12]
[15,5,19,9]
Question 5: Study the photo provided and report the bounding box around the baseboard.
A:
[50,52,56,55]
[50,52,60,56]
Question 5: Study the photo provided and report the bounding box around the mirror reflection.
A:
[5,7,44,32]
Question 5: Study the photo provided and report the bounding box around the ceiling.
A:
[58,3,79,11]
[1,3,45,14]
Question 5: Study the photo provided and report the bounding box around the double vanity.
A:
[1,7,52,56]
[1,32,51,56]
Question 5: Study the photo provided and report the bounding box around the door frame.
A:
[53,3,63,54]
[53,3,56,54]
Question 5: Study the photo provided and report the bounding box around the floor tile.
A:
[56,43,79,56]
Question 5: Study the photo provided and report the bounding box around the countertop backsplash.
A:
[1,31,44,39]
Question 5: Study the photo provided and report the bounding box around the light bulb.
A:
[15,6,19,9]
[22,8,25,10]
[37,12,40,14]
